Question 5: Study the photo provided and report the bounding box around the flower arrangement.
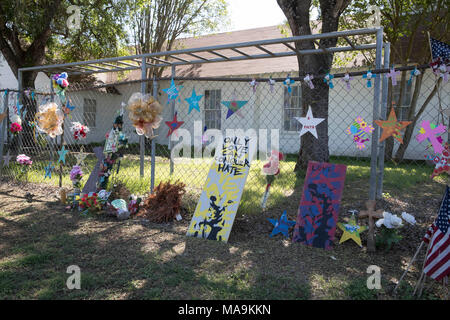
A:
[70,165,84,188]
[36,102,64,138]
[70,122,89,140]
[77,193,102,214]
[16,154,32,166]
[10,122,22,135]
[127,92,163,139]
[375,211,416,251]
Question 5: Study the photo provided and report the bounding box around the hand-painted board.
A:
[186,136,251,242]
[292,161,347,250]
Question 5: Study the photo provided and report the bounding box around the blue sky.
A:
[225,0,286,31]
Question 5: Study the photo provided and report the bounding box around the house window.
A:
[204,89,221,130]
[83,98,96,128]
[284,86,302,131]
[393,81,413,121]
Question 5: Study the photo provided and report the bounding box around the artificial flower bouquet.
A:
[375,211,416,251]
[76,192,102,214]
[70,165,84,189]
[10,122,22,135]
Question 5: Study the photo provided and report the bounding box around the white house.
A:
[2,26,447,160]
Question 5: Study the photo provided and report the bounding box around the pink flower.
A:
[16,154,32,166]
[10,122,22,134]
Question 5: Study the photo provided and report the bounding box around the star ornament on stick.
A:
[165,112,184,137]
[185,88,203,114]
[44,162,55,179]
[338,215,367,247]
[75,147,87,167]
[268,210,296,238]
[294,106,325,139]
[374,108,411,143]
[57,146,69,164]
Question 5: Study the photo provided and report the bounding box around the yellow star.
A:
[338,216,367,247]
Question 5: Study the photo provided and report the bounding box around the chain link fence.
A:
[0,66,448,214]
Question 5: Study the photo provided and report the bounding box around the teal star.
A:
[185,88,203,113]
[57,146,69,164]
[44,162,55,179]
[162,79,183,104]
[268,210,296,238]
[221,99,248,119]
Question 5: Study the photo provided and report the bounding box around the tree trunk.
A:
[277,0,349,171]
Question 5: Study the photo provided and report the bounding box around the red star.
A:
[165,112,184,137]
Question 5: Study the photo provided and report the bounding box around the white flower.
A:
[401,212,416,225]
[377,211,403,229]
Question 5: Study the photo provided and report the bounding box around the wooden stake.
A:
[359,200,384,252]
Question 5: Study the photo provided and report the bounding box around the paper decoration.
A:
[75,147,87,167]
[2,151,11,167]
[434,63,449,83]
[359,200,384,252]
[341,73,353,91]
[249,78,258,93]
[163,78,183,103]
[408,67,421,85]
[165,112,184,137]
[268,76,276,93]
[63,100,76,114]
[268,210,296,238]
[294,106,325,139]
[82,147,105,194]
[283,75,295,94]
[303,74,314,89]
[292,161,347,250]
[127,92,163,139]
[362,70,376,88]
[324,73,334,88]
[386,67,400,86]
[57,146,69,164]
[36,102,64,138]
[346,117,375,150]
[261,150,284,210]
[337,215,367,247]
[186,136,251,242]
[416,120,446,154]
[374,108,411,143]
[221,94,248,119]
[44,162,55,179]
[431,142,450,179]
[185,88,203,114]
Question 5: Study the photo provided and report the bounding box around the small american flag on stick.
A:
[429,37,450,62]
[422,186,450,281]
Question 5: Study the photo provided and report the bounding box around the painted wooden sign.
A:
[292,161,347,250]
[186,136,251,242]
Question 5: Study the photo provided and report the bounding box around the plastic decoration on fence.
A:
[0,63,448,217]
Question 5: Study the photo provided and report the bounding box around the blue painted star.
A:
[57,146,69,164]
[268,210,296,238]
[163,79,183,104]
[185,88,203,113]
[44,162,55,179]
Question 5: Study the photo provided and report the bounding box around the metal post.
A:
[17,71,23,154]
[376,42,390,199]
[139,57,147,177]
[151,75,157,193]
[0,90,9,174]
[169,65,175,175]
[369,27,384,201]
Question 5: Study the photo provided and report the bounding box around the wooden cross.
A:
[359,200,384,252]
[82,147,104,194]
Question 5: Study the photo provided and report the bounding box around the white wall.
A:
[0,54,17,89]
[66,68,448,160]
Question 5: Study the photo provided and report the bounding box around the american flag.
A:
[430,37,450,62]
[422,186,450,281]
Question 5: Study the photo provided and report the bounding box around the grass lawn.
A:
[0,155,448,300]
